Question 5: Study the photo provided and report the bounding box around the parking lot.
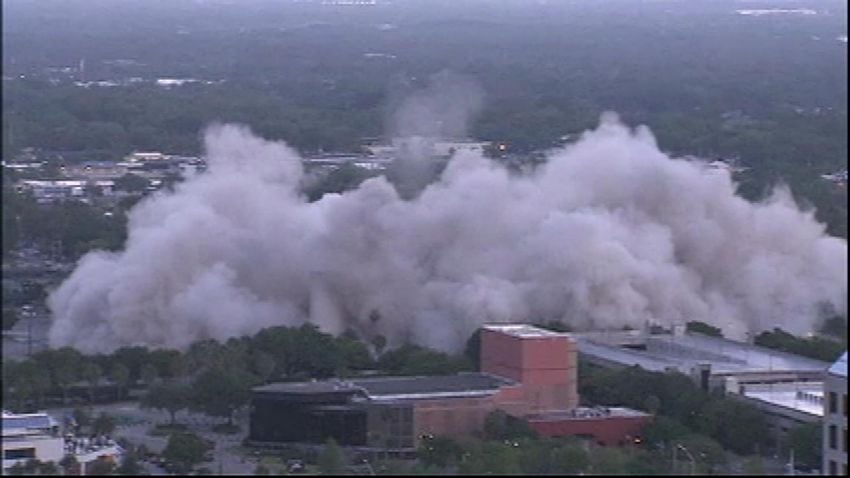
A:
[47,401,259,475]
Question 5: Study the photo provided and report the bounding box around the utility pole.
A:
[218,438,223,475]
[788,448,795,476]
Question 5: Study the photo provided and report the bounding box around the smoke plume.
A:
[47,115,847,353]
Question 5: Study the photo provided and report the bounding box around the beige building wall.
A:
[823,371,847,475]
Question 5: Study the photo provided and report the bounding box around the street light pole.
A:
[27,309,33,357]
[672,445,678,474]
[677,444,696,475]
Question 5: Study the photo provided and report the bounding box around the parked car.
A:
[287,459,305,473]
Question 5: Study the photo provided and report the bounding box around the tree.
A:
[162,432,210,474]
[72,408,91,434]
[335,335,374,375]
[318,438,346,475]
[87,457,116,475]
[624,448,669,475]
[458,441,522,475]
[252,351,276,384]
[185,339,231,374]
[483,410,538,441]
[2,307,19,330]
[819,315,847,341]
[643,416,690,446]
[743,455,765,475]
[463,330,481,371]
[148,349,188,379]
[7,359,51,411]
[287,324,343,378]
[8,462,28,475]
[59,455,80,475]
[551,441,590,474]
[114,173,149,193]
[92,412,116,436]
[588,446,628,475]
[40,347,83,404]
[305,162,378,201]
[377,344,471,376]
[141,381,192,426]
[140,363,159,387]
[109,363,130,401]
[644,394,661,415]
[418,436,464,468]
[697,398,769,455]
[37,461,59,475]
[116,450,143,476]
[788,423,822,470]
[754,328,844,362]
[22,459,41,475]
[686,321,723,337]
[190,366,257,425]
[676,434,728,474]
[81,361,103,404]
[111,346,152,384]
[371,333,387,356]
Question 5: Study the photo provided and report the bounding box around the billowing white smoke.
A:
[47,115,847,354]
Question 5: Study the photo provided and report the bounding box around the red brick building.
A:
[249,324,651,450]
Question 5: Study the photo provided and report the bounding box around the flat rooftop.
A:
[739,382,824,417]
[254,372,516,401]
[575,330,831,376]
[2,412,58,438]
[527,407,650,422]
[483,324,571,339]
[253,381,362,396]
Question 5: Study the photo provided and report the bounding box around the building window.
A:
[4,448,36,460]
[829,392,838,414]
[828,460,836,476]
[828,425,837,450]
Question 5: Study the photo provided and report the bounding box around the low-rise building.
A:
[16,179,114,203]
[249,324,650,451]
[2,411,124,474]
[125,151,168,163]
[2,411,64,472]
[16,180,87,203]
[62,162,128,180]
[576,327,833,446]
[575,327,830,392]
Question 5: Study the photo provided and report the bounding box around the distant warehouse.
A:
[574,326,833,444]
[574,326,830,391]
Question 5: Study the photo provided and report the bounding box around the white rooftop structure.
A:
[2,411,59,437]
[482,324,571,339]
[528,406,650,421]
[740,382,824,417]
[828,352,847,378]
[126,151,168,162]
